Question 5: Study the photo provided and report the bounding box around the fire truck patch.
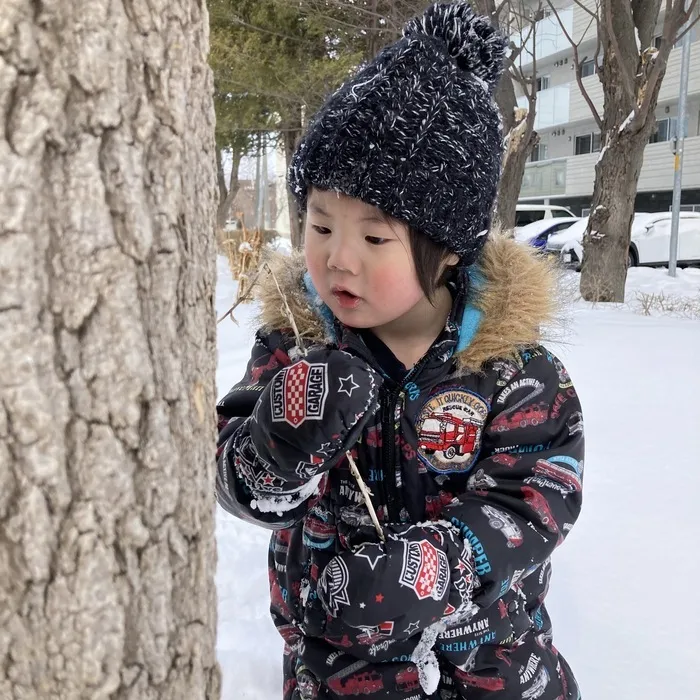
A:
[270,360,328,427]
[416,389,489,473]
[399,539,450,601]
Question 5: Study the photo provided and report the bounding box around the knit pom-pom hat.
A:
[288,2,507,265]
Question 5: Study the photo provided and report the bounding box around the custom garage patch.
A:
[416,389,489,473]
[270,360,328,427]
[399,539,450,601]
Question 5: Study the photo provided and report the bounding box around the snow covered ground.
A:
[214,255,700,699]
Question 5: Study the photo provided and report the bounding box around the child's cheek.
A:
[371,267,421,303]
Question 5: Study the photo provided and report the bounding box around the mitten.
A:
[248,347,382,480]
[318,522,474,639]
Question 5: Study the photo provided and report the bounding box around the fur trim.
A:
[254,236,557,372]
[455,234,557,372]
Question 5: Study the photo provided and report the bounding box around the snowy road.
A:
[214,258,700,699]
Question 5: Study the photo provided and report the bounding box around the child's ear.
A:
[446,252,460,267]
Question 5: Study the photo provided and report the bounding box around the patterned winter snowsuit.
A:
[217,237,584,700]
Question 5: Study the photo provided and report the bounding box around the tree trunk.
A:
[216,149,242,230]
[580,131,648,301]
[283,125,304,249]
[0,2,220,699]
[492,107,538,235]
[580,0,668,302]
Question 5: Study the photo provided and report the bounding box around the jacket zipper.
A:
[380,345,446,522]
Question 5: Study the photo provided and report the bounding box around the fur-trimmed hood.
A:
[254,235,557,373]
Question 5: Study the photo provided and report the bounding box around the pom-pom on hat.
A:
[288,2,507,265]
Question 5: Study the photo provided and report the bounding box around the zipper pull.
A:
[394,391,405,422]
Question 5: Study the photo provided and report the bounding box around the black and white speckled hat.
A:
[288,2,507,265]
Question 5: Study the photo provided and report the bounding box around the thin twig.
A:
[216,268,263,324]
[264,263,384,540]
[346,452,385,542]
[263,263,307,353]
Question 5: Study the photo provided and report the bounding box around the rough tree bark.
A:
[492,106,539,234]
[0,1,220,699]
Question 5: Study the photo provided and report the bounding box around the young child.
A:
[216,3,584,699]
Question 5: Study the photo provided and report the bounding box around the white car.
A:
[514,217,581,251]
[515,204,576,228]
[546,212,700,269]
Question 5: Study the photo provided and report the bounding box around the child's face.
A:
[304,189,427,331]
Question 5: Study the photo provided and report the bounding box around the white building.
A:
[514,1,700,216]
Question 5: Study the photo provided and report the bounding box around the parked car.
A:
[546,211,700,269]
[515,217,581,250]
[515,204,576,228]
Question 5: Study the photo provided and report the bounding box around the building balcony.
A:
[512,8,574,66]
[521,136,700,199]
[518,84,571,129]
[521,158,568,198]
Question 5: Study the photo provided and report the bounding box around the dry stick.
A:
[216,268,263,325]
[346,451,385,542]
[264,264,385,542]
[263,262,307,352]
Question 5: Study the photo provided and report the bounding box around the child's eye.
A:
[366,236,388,245]
[312,225,331,235]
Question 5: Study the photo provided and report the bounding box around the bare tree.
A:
[549,0,699,302]
[474,0,544,234]
[0,1,220,698]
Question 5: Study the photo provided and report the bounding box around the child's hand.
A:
[318,523,474,637]
[248,347,382,477]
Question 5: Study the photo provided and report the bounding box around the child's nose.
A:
[327,239,360,275]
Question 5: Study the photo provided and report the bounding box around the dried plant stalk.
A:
[216,268,263,325]
[346,452,385,542]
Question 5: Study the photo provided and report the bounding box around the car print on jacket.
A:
[481,505,524,548]
[395,666,421,692]
[467,468,498,492]
[521,486,558,534]
[491,402,549,432]
[327,669,384,696]
[454,667,506,691]
[533,459,582,493]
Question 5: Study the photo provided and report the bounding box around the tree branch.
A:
[545,0,603,127]
[676,0,700,41]
[602,0,637,107]
[636,0,694,119]
[571,0,600,19]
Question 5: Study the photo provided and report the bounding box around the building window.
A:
[574,133,602,155]
[530,143,549,162]
[536,75,550,92]
[580,59,595,77]
[649,117,686,143]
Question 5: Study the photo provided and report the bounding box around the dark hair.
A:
[407,226,456,303]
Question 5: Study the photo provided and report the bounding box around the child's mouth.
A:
[332,289,361,309]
